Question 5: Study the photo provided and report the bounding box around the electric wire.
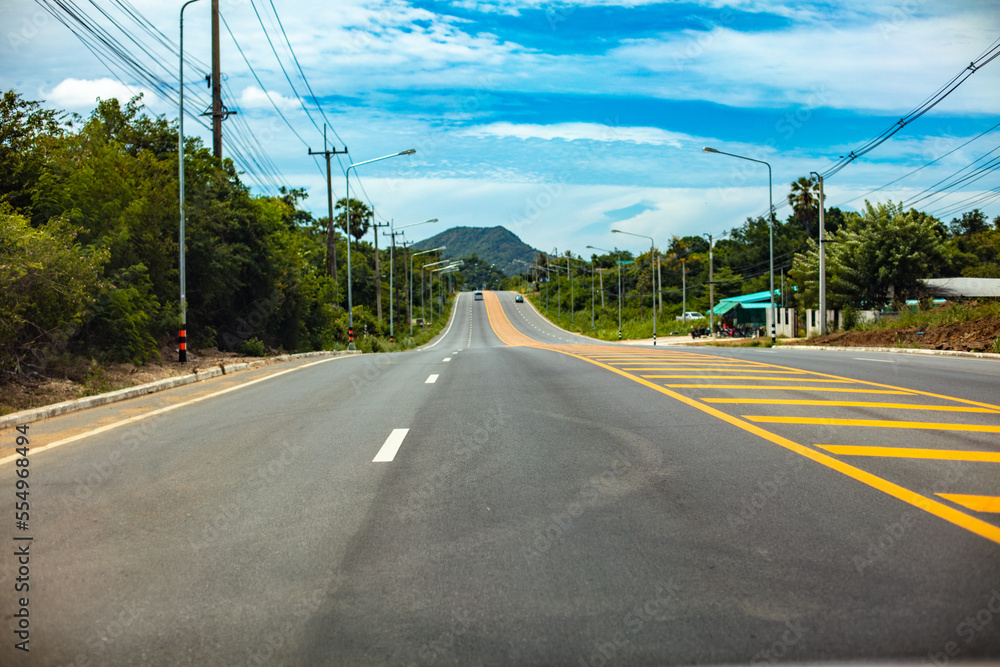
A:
[220,10,326,180]
[36,0,293,194]
[834,121,1000,209]
[820,41,1000,179]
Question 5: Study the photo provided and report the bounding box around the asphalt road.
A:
[2,290,999,665]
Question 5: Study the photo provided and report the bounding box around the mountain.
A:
[411,226,540,276]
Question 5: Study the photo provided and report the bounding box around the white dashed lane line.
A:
[372,428,410,462]
[426,374,439,384]
[443,357,451,362]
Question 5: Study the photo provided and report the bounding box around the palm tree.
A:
[334,197,373,243]
[788,176,818,237]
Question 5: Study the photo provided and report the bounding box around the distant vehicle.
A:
[514,294,524,303]
[676,312,703,321]
[474,291,484,301]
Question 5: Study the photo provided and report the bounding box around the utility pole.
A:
[308,126,347,289]
[210,0,222,158]
[384,230,408,343]
[811,171,826,334]
[372,220,390,324]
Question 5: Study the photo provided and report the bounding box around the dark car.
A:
[514,294,524,303]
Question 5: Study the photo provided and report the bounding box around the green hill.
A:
[411,226,539,276]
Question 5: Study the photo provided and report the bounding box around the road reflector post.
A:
[178,328,187,362]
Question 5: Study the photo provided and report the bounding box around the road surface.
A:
[2,290,999,665]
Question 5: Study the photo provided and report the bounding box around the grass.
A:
[524,293,715,341]
[356,295,457,353]
[851,300,1000,333]
[706,338,776,348]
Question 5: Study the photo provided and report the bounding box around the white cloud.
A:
[460,122,694,147]
[43,77,152,110]
[610,13,1000,114]
[238,86,302,113]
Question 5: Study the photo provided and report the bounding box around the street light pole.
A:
[345,149,415,349]
[703,146,776,343]
[410,246,444,337]
[612,229,656,345]
[178,0,205,363]
[430,262,462,325]
[703,233,714,337]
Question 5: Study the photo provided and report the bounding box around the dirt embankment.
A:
[793,314,1000,352]
[1,347,268,417]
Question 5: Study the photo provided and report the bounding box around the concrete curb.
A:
[780,345,1000,361]
[0,350,360,430]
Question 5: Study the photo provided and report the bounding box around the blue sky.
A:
[2,0,999,256]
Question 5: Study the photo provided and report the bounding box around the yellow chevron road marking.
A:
[936,494,1000,513]
[819,446,1000,462]
[745,416,1000,432]
[705,399,1000,413]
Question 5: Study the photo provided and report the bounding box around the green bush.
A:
[83,265,160,364]
[239,337,266,357]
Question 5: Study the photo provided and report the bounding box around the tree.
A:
[0,90,66,219]
[335,197,372,243]
[791,201,953,309]
[949,209,989,239]
[0,209,107,375]
[787,175,818,237]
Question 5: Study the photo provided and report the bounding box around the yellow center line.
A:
[745,416,1000,432]
[936,494,1000,513]
[482,296,1000,546]
[668,385,914,394]
[818,445,1000,462]
[704,399,1000,413]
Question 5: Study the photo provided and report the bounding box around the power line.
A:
[903,147,1000,209]
[219,10,326,181]
[834,121,1000,209]
[265,0,346,148]
[820,41,1000,179]
[35,0,291,193]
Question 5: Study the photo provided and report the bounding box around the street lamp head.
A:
[611,229,622,234]
[702,147,719,153]
[427,218,438,223]
[399,149,416,156]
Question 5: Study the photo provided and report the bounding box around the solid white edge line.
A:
[425,374,439,384]
[421,291,461,350]
[0,355,353,467]
[373,428,410,462]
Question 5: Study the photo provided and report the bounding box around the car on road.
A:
[474,290,484,301]
[514,294,524,303]
[676,311,704,321]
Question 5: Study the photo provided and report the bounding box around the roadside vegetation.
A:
[1,90,456,392]
[504,183,999,347]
